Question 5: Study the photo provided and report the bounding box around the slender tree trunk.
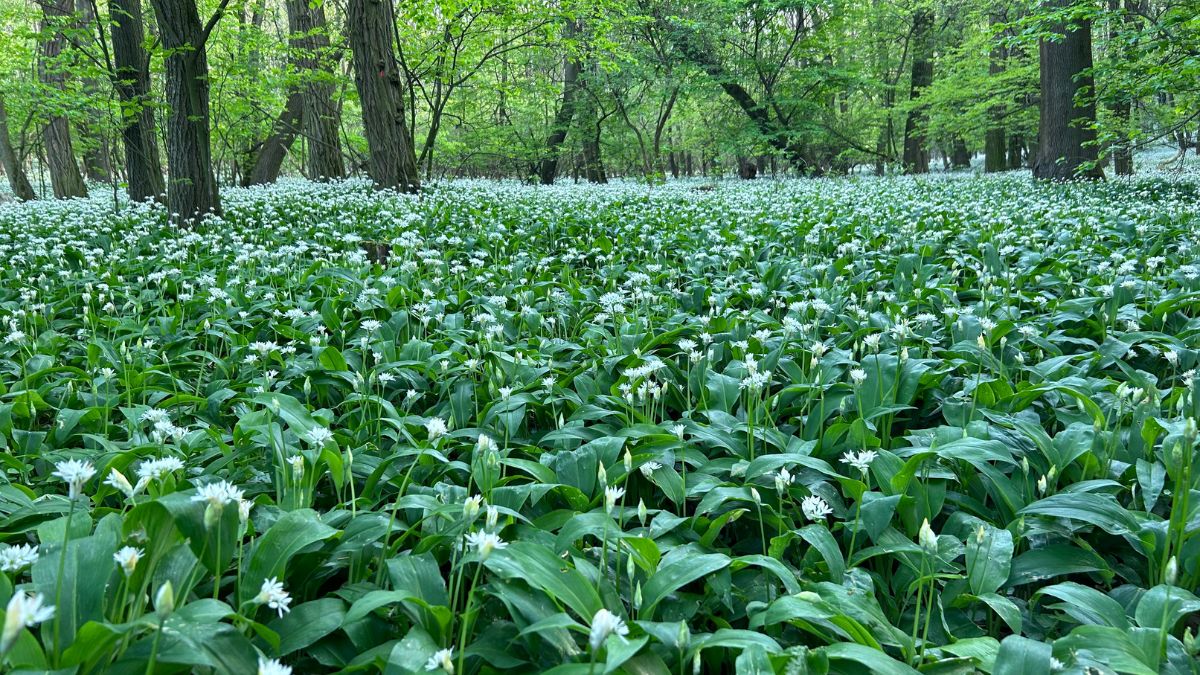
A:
[288,0,344,180]
[347,0,419,192]
[111,0,165,201]
[984,12,1007,173]
[148,0,226,220]
[0,94,36,200]
[902,8,933,174]
[75,0,114,184]
[40,0,89,198]
[578,66,606,184]
[1033,0,1102,180]
[537,20,581,185]
[243,91,304,186]
[1108,0,1135,176]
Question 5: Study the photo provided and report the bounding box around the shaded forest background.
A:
[1,0,1199,219]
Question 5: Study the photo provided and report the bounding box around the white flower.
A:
[425,417,448,440]
[114,546,143,577]
[463,495,483,520]
[919,518,938,553]
[840,449,877,475]
[485,505,499,530]
[639,461,663,477]
[1,592,55,652]
[464,531,507,560]
[104,469,139,499]
[425,647,454,673]
[255,577,292,617]
[136,456,185,481]
[849,368,867,386]
[801,495,832,521]
[604,486,625,514]
[289,455,305,480]
[0,544,38,573]
[305,427,334,446]
[192,480,243,508]
[361,319,382,333]
[774,467,794,493]
[53,459,97,500]
[588,608,629,651]
[670,424,686,441]
[258,657,293,675]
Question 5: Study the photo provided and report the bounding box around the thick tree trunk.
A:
[1111,99,1133,176]
[39,0,89,198]
[0,94,36,200]
[537,20,581,185]
[287,0,344,180]
[149,0,224,220]
[347,0,419,192]
[242,90,304,186]
[902,9,934,174]
[1033,0,1102,180]
[110,0,165,201]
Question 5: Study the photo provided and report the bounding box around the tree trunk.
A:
[149,0,224,220]
[288,0,344,180]
[1107,0,1135,176]
[347,0,419,192]
[39,0,89,198]
[110,0,165,201]
[902,8,933,174]
[242,90,304,186]
[0,93,36,200]
[76,0,114,184]
[578,66,606,184]
[984,12,1007,173]
[536,20,581,185]
[950,138,971,168]
[1033,0,1102,180]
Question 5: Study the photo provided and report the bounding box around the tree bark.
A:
[0,93,36,201]
[984,12,1007,173]
[76,0,113,184]
[1033,0,1102,180]
[577,65,606,184]
[243,90,305,186]
[39,0,89,198]
[902,8,933,174]
[110,0,165,201]
[347,0,419,192]
[288,0,344,180]
[950,138,971,168]
[148,0,226,220]
[536,19,582,185]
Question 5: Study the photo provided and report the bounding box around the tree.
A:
[147,0,231,220]
[244,0,345,185]
[39,0,89,198]
[110,0,165,201]
[287,0,343,181]
[902,7,934,174]
[347,0,419,192]
[536,18,582,185]
[1033,0,1103,180]
[984,11,1007,172]
[0,92,36,201]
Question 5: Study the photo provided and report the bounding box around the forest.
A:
[0,0,1198,213]
[1,1,1200,675]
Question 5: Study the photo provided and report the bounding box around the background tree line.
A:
[0,0,1198,219]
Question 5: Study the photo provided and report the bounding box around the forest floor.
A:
[0,171,1196,673]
